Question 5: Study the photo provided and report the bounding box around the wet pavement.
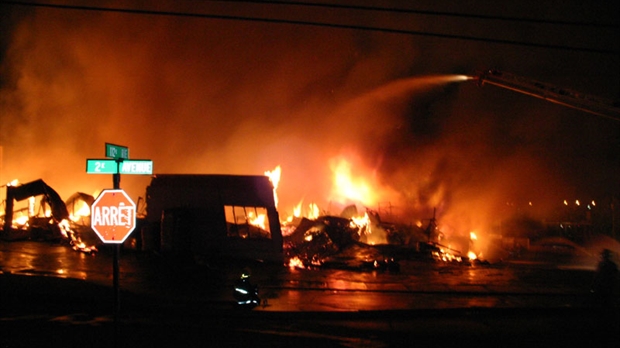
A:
[1,240,619,347]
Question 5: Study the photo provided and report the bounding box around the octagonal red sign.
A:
[91,189,136,244]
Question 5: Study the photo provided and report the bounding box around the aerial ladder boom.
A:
[476,70,620,122]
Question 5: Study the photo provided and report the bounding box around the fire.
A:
[265,165,281,207]
[28,196,35,216]
[330,158,374,205]
[288,256,305,269]
[468,231,480,260]
[13,214,29,227]
[307,202,319,220]
[284,200,320,224]
[57,219,96,254]
[351,212,371,238]
[293,202,301,218]
[69,201,91,222]
[248,211,266,230]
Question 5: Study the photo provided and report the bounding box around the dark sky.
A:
[0,0,619,239]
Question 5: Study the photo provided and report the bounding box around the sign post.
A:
[86,143,153,344]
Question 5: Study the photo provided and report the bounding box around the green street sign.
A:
[105,143,129,160]
[86,159,153,175]
[87,159,117,174]
[119,159,153,175]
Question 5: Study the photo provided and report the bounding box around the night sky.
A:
[0,1,618,239]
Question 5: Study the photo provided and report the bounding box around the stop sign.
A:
[91,189,136,244]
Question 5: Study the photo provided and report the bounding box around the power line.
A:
[2,0,618,55]
[216,0,620,29]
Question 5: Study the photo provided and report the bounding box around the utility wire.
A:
[2,0,618,55]
[215,0,620,29]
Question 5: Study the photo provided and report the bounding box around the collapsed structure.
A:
[1,179,95,252]
[2,179,68,235]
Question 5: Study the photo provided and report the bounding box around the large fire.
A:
[1,180,97,254]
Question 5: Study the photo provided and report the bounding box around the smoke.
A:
[1,2,618,248]
[0,2,419,201]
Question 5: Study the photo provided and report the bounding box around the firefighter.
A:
[591,249,618,308]
[233,267,260,308]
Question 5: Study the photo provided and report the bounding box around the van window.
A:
[224,205,271,239]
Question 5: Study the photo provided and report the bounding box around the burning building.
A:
[1,179,96,253]
[143,174,283,264]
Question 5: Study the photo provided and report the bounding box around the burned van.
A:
[144,174,283,263]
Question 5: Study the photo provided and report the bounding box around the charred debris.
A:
[283,206,489,272]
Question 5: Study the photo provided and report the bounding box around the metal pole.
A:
[113,162,121,345]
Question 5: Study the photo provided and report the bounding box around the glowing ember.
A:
[288,256,305,269]
[468,251,478,260]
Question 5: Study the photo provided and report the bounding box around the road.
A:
[1,240,619,347]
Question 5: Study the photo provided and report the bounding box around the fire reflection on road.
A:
[0,240,604,312]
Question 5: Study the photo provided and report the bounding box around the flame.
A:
[265,165,281,207]
[59,219,97,254]
[13,215,29,227]
[293,201,302,218]
[284,200,320,223]
[28,196,35,216]
[288,256,305,269]
[351,212,370,237]
[307,202,319,219]
[331,158,373,205]
[69,201,91,222]
[468,231,480,260]
[247,211,266,230]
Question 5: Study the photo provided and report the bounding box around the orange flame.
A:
[265,165,281,208]
[288,256,305,269]
[247,211,266,230]
[331,158,373,205]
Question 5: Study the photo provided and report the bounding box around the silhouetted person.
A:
[233,268,260,308]
[591,249,618,308]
